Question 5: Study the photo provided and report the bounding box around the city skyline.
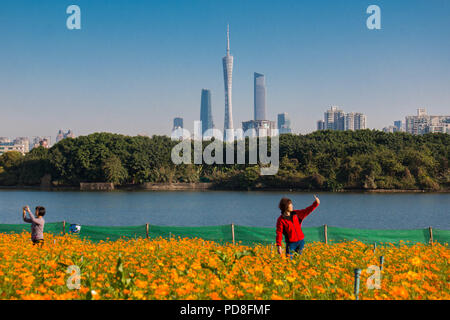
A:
[1,0,450,139]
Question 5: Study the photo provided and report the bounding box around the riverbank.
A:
[1,183,449,193]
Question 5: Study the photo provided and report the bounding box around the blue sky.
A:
[1,0,449,139]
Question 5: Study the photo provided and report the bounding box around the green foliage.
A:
[0,131,448,191]
[102,155,128,184]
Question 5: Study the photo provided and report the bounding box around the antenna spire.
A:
[226,24,230,55]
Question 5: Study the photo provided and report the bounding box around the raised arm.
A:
[25,207,42,225]
[292,199,319,220]
[22,207,32,223]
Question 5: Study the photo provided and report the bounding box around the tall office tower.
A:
[278,113,292,134]
[354,113,367,130]
[200,89,214,135]
[394,120,403,132]
[173,117,183,130]
[317,120,325,131]
[223,25,234,140]
[254,73,266,121]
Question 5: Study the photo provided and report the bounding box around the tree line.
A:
[0,130,449,191]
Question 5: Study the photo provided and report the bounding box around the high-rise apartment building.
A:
[405,109,450,134]
[354,113,367,130]
[200,89,214,135]
[344,113,355,131]
[223,25,234,141]
[318,106,367,131]
[254,73,266,121]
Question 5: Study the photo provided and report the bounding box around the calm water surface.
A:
[0,190,448,229]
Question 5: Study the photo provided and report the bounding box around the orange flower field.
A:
[0,232,448,300]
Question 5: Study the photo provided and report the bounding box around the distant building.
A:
[318,106,367,131]
[56,130,75,143]
[317,120,325,131]
[0,137,10,143]
[394,120,403,132]
[242,120,277,137]
[344,113,355,131]
[0,142,27,156]
[173,117,183,130]
[383,121,403,133]
[172,117,186,141]
[254,73,267,121]
[223,25,234,142]
[32,137,51,150]
[354,113,367,130]
[278,113,292,134]
[405,109,450,135]
[200,89,214,136]
[13,137,30,152]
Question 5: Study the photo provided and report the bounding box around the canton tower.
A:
[223,25,234,141]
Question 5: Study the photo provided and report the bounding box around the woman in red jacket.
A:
[276,195,320,258]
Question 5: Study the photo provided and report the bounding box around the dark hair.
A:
[35,206,46,217]
[278,198,292,213]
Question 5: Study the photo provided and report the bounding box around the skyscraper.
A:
[173,117,183,130]
[200,89,214,135]
[223,25,234,141]
[254,73,266,121]
[278,113,292,134]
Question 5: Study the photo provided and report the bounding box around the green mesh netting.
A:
[148,225,233,245]
[327,226,430,245]
[0,222,64,236]
[75,225,147,242]
[0,222,448,246]
[433,229,450,244]
[233,226,324,246]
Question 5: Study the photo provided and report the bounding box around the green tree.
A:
[102,155,128,184]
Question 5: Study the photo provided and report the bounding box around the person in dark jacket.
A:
[22,205,46,246]
[276,196,320,258]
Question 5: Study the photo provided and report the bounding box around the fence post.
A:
[354,269,361,300]
[428,226,433,245]
[146,223,149,239]
[62,221,66,236]
[231,223,235,245]
[324,224,328,245]
[380,256,384,271]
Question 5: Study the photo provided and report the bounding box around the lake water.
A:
[0,190,448,230]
